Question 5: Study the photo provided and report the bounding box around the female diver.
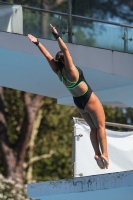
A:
[28,24,109,169]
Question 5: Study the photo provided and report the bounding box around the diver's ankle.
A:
[101,153,108,158]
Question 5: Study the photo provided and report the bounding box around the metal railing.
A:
[1,1,133,28]
[73,117,133,130]
[105,122,133,130]
[0,1,133,53]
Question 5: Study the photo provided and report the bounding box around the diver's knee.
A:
[97,123,105,131]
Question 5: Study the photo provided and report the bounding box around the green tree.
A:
[0,87,80,184]
[30,98,80,182]
[104,105,133,131]
[0,87,44,184]
[72,0,133,23]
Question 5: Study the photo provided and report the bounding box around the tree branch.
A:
[24,150,55,169]
[0,87,14,176]
[15,92,44,167]
[25,109,43,183]
[0,87,10,146]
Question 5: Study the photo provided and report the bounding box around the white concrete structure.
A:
[0,5,23,34]
[72,117,133,177]
[0,32,133,107]
[27,170,133,200]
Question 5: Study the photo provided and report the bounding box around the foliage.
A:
[72,27,96,46]
[4,88,24,144]
[104,105,133,131]
[72,0,133,23]
[0,174,29,200]
[0,88,81,182]
[26,97,81,182]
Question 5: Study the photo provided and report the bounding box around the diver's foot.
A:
[94,155,105,169]
[100,154,109,169]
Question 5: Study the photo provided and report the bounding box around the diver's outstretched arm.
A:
[28,34,58,73]
[50,24,75,72]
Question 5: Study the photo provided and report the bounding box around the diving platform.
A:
[0,31,133,107]
[27,170,133,200]
[0,3,133,108]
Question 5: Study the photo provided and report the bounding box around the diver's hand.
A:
[50,24,58,34]
[28,34,38,43]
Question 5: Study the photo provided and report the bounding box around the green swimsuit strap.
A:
[61,67,89,95]
[61,68,79,88]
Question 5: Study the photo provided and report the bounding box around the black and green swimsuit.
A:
[61,66,93,109]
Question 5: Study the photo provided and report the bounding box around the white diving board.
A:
[27,170,133,200]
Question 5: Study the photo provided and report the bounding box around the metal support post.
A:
[58,15,62,38]
[67,0,72,43]
[123,27,128,52]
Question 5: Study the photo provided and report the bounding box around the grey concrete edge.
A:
[27,170,133,198]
